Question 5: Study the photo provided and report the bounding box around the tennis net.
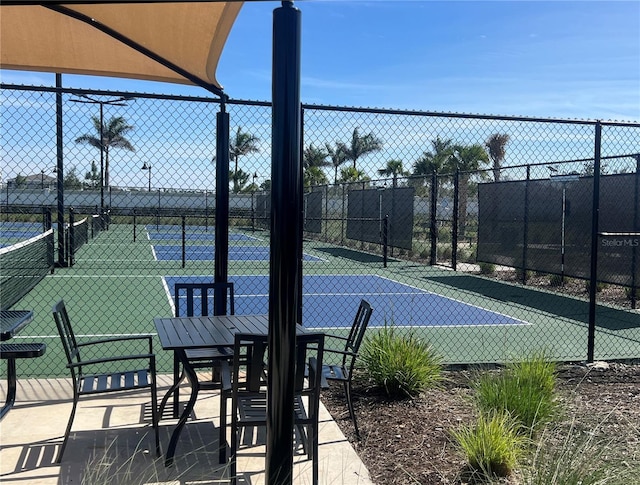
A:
[0,229,54,310]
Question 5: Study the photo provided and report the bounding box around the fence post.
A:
[133,209,137,242]
[382,214,389,268]
[587,121,602,363]
[632,155,640,309]
[452,169,459,271]
[522,165,530,284]
[68,207,75,267]
[181,215,186,268]
[430,171,438,265]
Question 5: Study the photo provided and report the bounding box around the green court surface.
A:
[7,223,640,379]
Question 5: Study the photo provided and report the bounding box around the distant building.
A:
[7,173,56,190]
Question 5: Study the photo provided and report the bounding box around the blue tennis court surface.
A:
[164,274,527,329]
[154,245,324,262]
[148,232,260,242]
[1,222,45,241]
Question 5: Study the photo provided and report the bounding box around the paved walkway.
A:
[0,375,373,484]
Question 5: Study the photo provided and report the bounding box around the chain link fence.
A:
[2,84,639,376]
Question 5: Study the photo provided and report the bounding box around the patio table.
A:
[1,310,33,342]
[154,314,311,466]
[0,310,45,420]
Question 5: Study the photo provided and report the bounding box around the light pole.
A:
[141,162,152,191]
[41,167,56,189]
[69,94,132,215]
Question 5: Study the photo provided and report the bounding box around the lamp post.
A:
[69,94,132,216]
[141,162,152,191]
[41,167,56,189]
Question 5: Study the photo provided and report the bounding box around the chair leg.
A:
[343,380,360,439]
[56,394,79,463]
[159,355,186,419]
[151,379,160,457]
[218,391,228,464]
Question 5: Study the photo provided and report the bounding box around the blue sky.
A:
[1,1,638,122]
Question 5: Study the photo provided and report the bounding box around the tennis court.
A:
[0,222,46,245]
[164,274,527,330]
[145,225,262,242]
[153,245,325,262]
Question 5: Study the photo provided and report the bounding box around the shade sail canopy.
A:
[0,2,243,95]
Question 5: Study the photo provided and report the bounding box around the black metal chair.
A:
[52,299,159,463]
[322,299,373,439]
[222,332,325,485]
[158,281,234,419]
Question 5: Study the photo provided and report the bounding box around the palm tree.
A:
[412,137,455,176]
[452,144,489,237]
[75,115,135,188]
[304,166,329,188]
[326,142,349,185]
[230,127,260,193]
[378,159,407,187]
[339,166,370,184]
[485,133,510,182]
[339,127,383,170]
[303,144,329,169]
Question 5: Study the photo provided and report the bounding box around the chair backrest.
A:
[174,282,234,317]
[52,299,82,378]
[345,299,373,355]
[232,333,269,394]
[294,333,325,397]
[232,332,325,397]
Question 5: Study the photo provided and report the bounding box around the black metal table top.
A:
[154,314,312,350]
[0,310,34,341]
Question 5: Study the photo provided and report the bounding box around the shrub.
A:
[625,286,640,300]
[514,267,531,281]
[361,324,443,398]
[523,420,629,485]
[479,262,495,275]
[584,280,608,293]
[453,411,527,479]
[474,354,558,433]
[549,274,564,287]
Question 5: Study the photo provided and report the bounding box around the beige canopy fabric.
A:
[0,2,243,94]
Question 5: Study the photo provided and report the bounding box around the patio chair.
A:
[223,332,325,485]
[322,299,373,439]
[52,299,159,463]
[158,281,234,419]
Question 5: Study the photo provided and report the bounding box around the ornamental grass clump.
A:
[360,323,443,398]
[453,411,527,479]
[474,354,558,434]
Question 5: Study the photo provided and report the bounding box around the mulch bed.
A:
[321,362,640,484]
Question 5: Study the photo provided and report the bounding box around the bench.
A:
[0,342,46,420]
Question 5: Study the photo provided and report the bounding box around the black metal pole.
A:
[452,169,459,271]
[100,103,105,217]
[522,165,530,285]
[587,121,602,363]
[214,100,230,315]
[56,73,66,267]
[181,215,186,269]
[430,171,438,265]
[267,3,302,484]
[631,155,640,309]
[383,214,389,268]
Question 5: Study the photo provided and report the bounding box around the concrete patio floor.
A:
[0,375,373,484]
